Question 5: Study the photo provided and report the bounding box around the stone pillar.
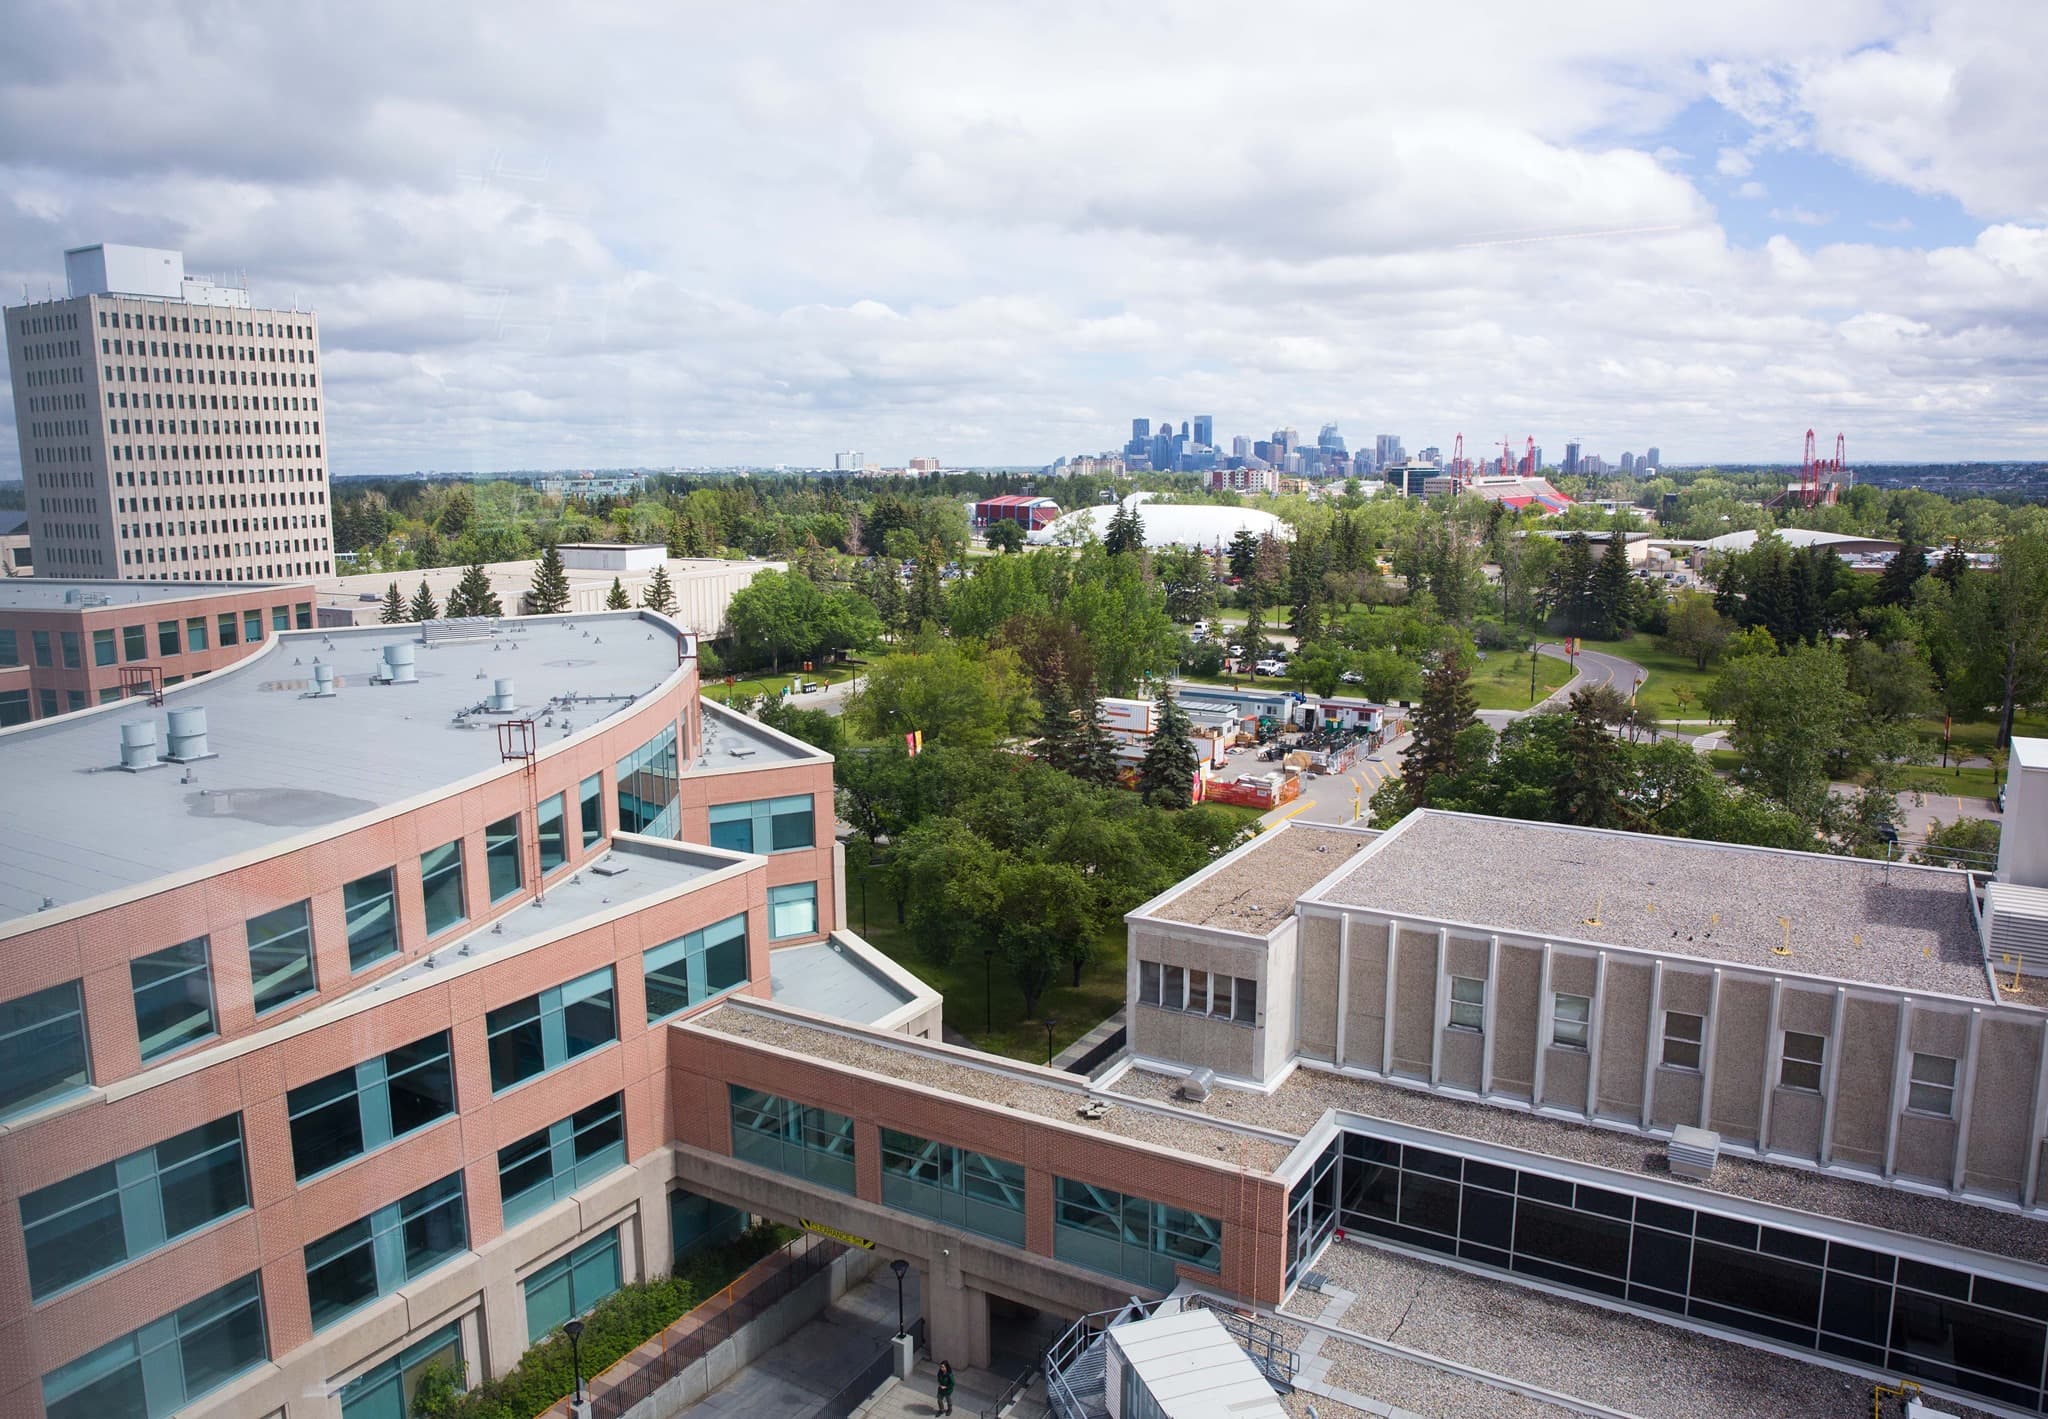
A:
[921,1254,991,1370]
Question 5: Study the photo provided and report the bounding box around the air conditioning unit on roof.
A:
[1668,1125,1719,1181]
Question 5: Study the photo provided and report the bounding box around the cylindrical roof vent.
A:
[311,662,337,697]
[119,719,159,771]
[166,706,211,762]
[383,641,418,684]
[491,677,516,712]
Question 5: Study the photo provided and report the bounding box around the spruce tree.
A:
[1592,528,1633,639]
[1556,689,1636,829]
[1137,687,1198,808]
[1036,670,1080,772]
[605,576,631,610]
[449,562,501,619]
[641,564,677,615]
[1400,652,1479,808]
[1875,542,1929,607]
[528,542,571,614]
[409,579,440,622]
[1073,680,1122,787]
[379,581,406,625]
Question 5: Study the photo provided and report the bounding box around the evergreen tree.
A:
[1072,679,1121,787]
[1549,533,1596,637]
[1226,528,1259,582]
[1933,542,1968,587]
[1399,652,1479,808]
[605,576,631,610]
[1136,687,1198,808]
[641,564,677,615]
[408,579,440,622]
[1592,527,1633,639]
[1556,690,1637,829]
[1035,668,1081,771]
[1102,500,1144,556]
[447,562,500,619]
[528,542,571,614]
[1875,541,1929,607]
[379,581,406,625]
[1240,593,1267,668]
[906,537,946,627]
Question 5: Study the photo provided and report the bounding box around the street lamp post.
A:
[1528,643,1539,705]
[1044,1015,1059,1066]
[565,1318,586,1406]
[890,1258,910,1338]
[983,947,996,1036]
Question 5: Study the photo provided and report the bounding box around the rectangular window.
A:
[185,616,208,652]
[523,1230,621,1343]
[1780,1031,1825,1093]
[1663,1011,1705,1071]
[0,689,27,727]
[216,613,237,648]
[497,1093,628,1227]
[60,630,82,669]
[1162,964,1184,1010]
[538,793,568,874]
[1138,961,1161,1006]
[1186,968,1209,1015]
[1909,1053,1958,1117]
[707,795,815,854]
[487,967,617,1093]
[296,602,313,629]
[767,882,819,941]
[1053,1178,1222,1290]
[729,1086,856,1193]
[33,629,52,666]
[243,610,263,644]
[485,813,523,902]
[132,936,216,1060]
[615,723,679,836]
[23,1116,249,1300]
[158,619,181,656]
[246,900,315,1014]
[421,838,467,936]
[1,980,92,1120]
[0,627,15,665]
[271,605,290,631]
[39,688,57,719]
[1234,976,1256,1024]
[41,1273,267,1419]
[1553,993,1591,1050]
[338,1321,462,1419]
[287,1031,456,1179]
[1449,976,1485,1032]
[343,868,400,971]
[881,1129,1027,1247]
[645,913,750,1022]
[123,623,148,661]
[305,1173,467,1331]
[94,628,117,666]
[579,772,604,848]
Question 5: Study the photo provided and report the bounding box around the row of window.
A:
[0,602,313,670]
[1442,980,1964,1118]
[1137,960,1256,1024]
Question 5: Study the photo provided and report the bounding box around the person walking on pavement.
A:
[936,1360,956,1415]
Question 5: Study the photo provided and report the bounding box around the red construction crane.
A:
[1497,438,1514,477]
[1452,433,1465,475]
[1518,436,1537,476]
[1799,428,1820,508]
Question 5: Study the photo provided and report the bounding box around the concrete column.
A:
[1381,920,1398,1077]
[921,1258,991,1370]
[1531,942,1552,1107]
[1584,951,1608,1119]
[1335,914,1351,1067]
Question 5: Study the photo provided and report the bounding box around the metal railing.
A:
[809,1315,926,1419]
[584,1232,844,1419]
[980,1356,1042,1419]
[1184,1293,1300,1391]
[1044,1300,1160,1419]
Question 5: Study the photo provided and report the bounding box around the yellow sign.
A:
[800,1219,875,1250]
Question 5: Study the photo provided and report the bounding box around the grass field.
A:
[1469,649,1573,711]
[1577,637,1722,721]
[707,660,860,707]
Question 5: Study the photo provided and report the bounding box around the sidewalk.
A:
[852,1359,1050,1419]
[670,1266,919,1418]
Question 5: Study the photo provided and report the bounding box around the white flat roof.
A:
[1109,1309,1286,1419]
[768,939,916,1024]
[0,579,303,611]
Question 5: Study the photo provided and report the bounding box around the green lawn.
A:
[707,660,860,707]
[844,887,1129,1064]
[1470,649,1573,711]
[1577,637,1722,721]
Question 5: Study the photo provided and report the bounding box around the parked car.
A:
[1191,619,1212,638]
[1256,658,1288,676]
[1340,671,1363,685]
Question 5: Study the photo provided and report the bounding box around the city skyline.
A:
[3,3,2045,479]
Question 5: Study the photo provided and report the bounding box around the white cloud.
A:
[1717,148,1755,177]
[1738,181,1768,199]
[1770,207,1834,226]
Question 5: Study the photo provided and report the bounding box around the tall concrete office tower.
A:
[3,244,333,582]
[1192,415,1213,448]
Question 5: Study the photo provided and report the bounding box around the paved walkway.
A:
[852,1359,1050,1419]
[670,1267,919,1419]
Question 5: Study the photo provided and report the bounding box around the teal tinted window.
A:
[728,1086,855,1194]
[244,610,263,644]
[0,627,15,664]
[0,980,91,1120]
[487,967,616,1093]
[485,814,523,902]
[768,882,818,940]
[497,1093,627,1227]
[579,772,604,847]
[707,795,814,854]
[338,1321,462,1419]
[1054,1179,1222,1290]
[33,629,52,665]
[94,628,117,666]
[246,900,315,1014]
[157,620,180,656]
[61,629,82,668]
[185,617,207,652]
[421,839,467,936]
[643,913,749,1022]
[671,1189,744,1264]
[123,624,148,660]
[271,605,290,631]
[22,1116,249,1300]
[0,688,29,726]
[306,1174,467,1331]
[42,1273,266,1419]
[523,1230,622,1342]
[216,613,237,648]
[881,1130,1026,1248]
[131,936,216,1060]
[616,723,678,836]
[538,793,568,873]
[287,1031,455,1180]
[344,868,400,971]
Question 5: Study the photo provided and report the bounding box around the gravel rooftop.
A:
[692,1004,1293,1171]
[1311,811,1992,1000]
[1291,1242,2008,1419]
[1147,825,1375,934]
[1111,1064,2048,1268]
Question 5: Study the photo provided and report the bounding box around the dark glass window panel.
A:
[709,817,752,852]
[1340,1160,1398,1224]
[1817,1332,1887,1367]
[1404,1223,1459,1259]
[1828,1241,1894,1281]
[1516,1199,1629,1279]
[1397,1172,1460,1237]
[1575,1184,1632,1220]
[1342,1134,1397,1167]
[289,1069,365,1178]
[1694,1212,1759,1251]
[1759,1227,1827,1267]
[1346,1210,1403,1241]
[1629,1225,1693,1291]
[22,1163,124,1296]
[1899,1259,1972,1301]
[645,958,693,1020]
[1515,1252,1626,1298]
[1629,1284,1688,1315]
[1460,1185,1515,1251]
[386,1035,455,1136]
[562,988,615,1059]
[400,1181,467,1277]
[1689,1298,1815,1347]
[421,840,466,936]
[538,796,568,874]
[45,1360,147,1419]
[498,1129,554,1206]
[573,1096,625,1162]
[1635,1198,1694,1235]
[343,869,399,970]
[1972,1276,2048,1324]
[1691,1241,1823,1329]
[1459,1241,1510,1269]
[1517,1171,1575,1207]
[704,928,747,994]
[246,900,314,1013]
[176,1282,268,1400]
[1403,1147,1461,1180]
[1464,1159,1517,1194]
[307,1228,379,1328]
[131,937,215,1060]
[1891,1290,2048,1390]
[770,802,814,851]
[155,1118,248,1237]
[485,815,522,901]
[1821,1272,1892,1344]
[487,1000,545,1090]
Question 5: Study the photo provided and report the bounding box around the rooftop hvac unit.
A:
[1667,1125,1720,1181]
[164,707,214,763]
[118,719,160,771]
[490,677,516,712]
[381,641,417,684]
[1179,1067,1215,1103]
[306,662,337,698]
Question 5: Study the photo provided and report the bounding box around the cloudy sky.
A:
[3,0,2045,475]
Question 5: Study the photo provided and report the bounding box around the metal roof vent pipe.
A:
[118,719,163,772]
[382,642,418,685]
[490,677,516,712]
[305,662,337,698]
[165,706,216,763]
